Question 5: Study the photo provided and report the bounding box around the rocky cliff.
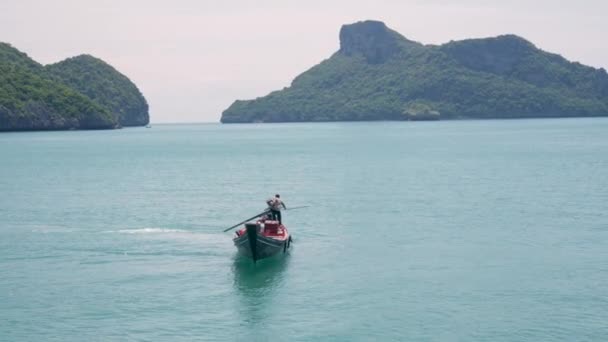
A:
[221,20,608,123]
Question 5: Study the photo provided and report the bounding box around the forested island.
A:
[0,43,148,131]
[221,20,608,123]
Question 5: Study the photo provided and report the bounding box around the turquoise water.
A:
[1,119,607,341]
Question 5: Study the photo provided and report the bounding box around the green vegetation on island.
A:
[221,20,608,123]
[0,43,149,131]
[47,55,149,127]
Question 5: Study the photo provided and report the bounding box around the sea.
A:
[1,118,607,341]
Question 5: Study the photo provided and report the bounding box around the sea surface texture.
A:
[1,119,607,341]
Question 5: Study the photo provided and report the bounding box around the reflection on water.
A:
[231,254,291,326]
[232,254,290,296]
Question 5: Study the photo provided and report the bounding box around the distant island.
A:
[221,20,608,123]
[0,43,149,131]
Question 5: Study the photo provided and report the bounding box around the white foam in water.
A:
[104,227,231,249]
[115,228,190,234]
[110,227,228,243]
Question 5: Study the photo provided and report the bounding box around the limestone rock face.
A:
[338,20,401,64]
[440,35,538,75]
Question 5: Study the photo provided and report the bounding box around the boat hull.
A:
[233,221,291,262]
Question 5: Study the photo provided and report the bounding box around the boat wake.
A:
[105,227,229,246]
[114,228,190,234]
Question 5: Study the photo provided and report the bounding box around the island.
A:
[221,20,608,123]
[0,42,149,131]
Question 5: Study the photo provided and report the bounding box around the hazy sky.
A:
[1,1,607,123]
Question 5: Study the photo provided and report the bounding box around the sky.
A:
[1,0,607,123]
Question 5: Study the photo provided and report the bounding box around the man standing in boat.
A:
[266,194,287,224]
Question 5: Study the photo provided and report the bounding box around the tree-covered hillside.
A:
[0,43,149,131]
[221,20,608,123]
[47,55,149,127]
[0,43,116,131]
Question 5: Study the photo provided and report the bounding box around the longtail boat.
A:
[233,217,292,262]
